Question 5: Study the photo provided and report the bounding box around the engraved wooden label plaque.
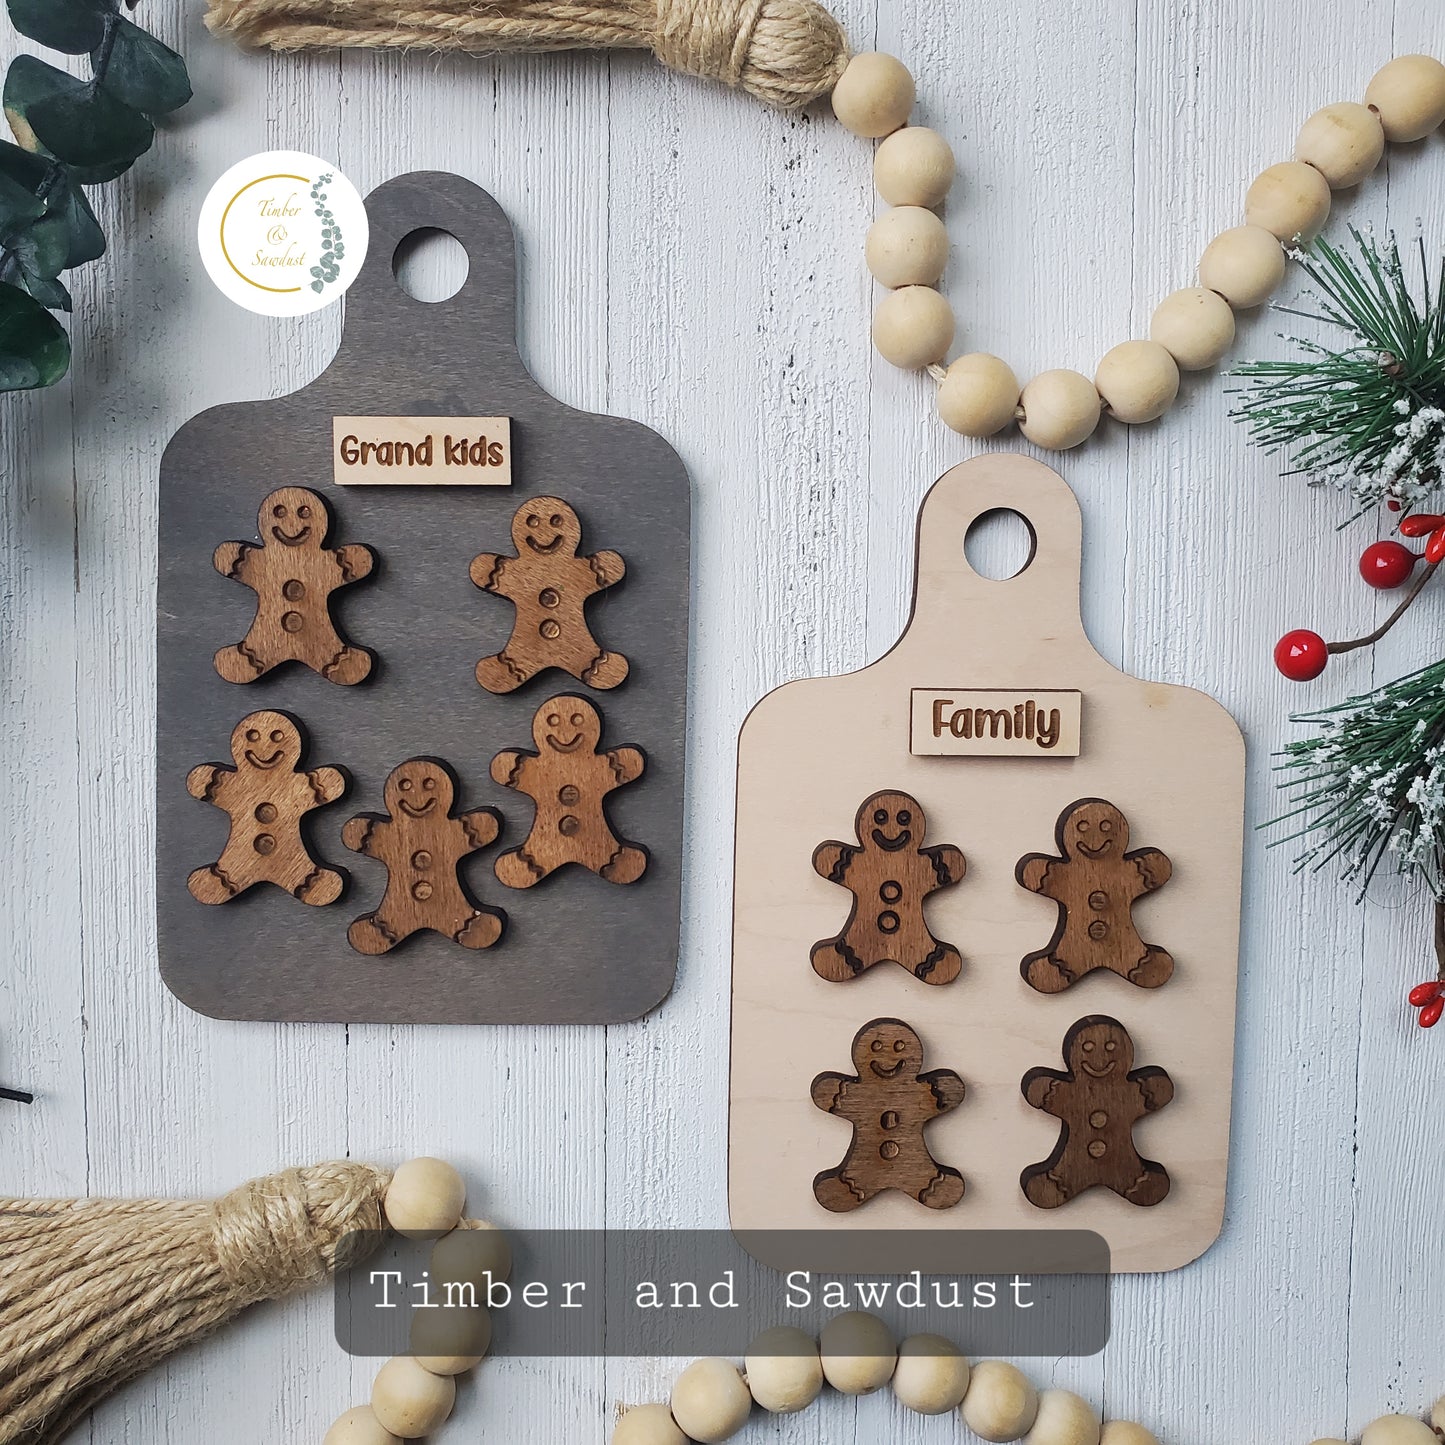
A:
[155,173,690,1024]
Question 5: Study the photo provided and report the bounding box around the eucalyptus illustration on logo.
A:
[309,173,344,294]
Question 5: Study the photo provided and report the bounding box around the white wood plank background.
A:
[2,2,1444,1440]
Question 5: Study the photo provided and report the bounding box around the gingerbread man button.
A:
[212,486,376,685]
[470,497,629,693]
[1016,798,1174,992]
[342,758,505,955]
[1020,1015,1174,1208]
[186,710,347,906]
[811,790,966,985]
[811,1018,966,1212]
[490,695,648,887]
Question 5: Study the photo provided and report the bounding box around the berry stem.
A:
[1435,895,1445,981]
[1328,561,1440,656]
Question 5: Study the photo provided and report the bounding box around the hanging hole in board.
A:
[963,508,1036,580]
[392,228,470,303]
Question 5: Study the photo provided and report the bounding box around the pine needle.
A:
[1229,227,1445,511]
[1271,657,1445,901]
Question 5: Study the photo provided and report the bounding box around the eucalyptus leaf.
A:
[98,19,191,115]
[0,279,70,389]
[0,168,44,236]
[8,208,70,280]
[54,177,104,267]
[6,0,114,56]
[0,139,48,191]
[17,270,71,311]
[4,55,153,173]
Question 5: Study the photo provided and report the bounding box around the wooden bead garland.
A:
[846,52,1445,448]
[323,1158,504,1445]
[890,1333,971,1414]
[669,1358,753,1442]
[742,1326,825,1413]
[609,1314,1445,1445]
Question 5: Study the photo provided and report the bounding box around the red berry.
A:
[1360,540,1417,589]
[1420,997,1444,1029]
[1388,499,1402,511]
[1409,981,1443,1007]
[1275,630,1329,681]
[1400,513,1445,537]
[1426,528,1445,566]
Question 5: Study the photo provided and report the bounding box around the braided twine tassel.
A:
[205,0,851,110]
[0,1162,391,1445]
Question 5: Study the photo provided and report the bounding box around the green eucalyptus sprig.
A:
[0,0,191,391]
[1229,227,1445,513]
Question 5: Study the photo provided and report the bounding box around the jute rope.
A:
[0,1161,392,1445]
[204,0,851,109]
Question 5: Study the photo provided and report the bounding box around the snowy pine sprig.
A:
[1229,226,1445,511]
[1272,657,1445,900]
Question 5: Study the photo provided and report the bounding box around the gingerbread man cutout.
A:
[1016,798,1173,993]
[212,486,375,686]
[490,696,647,887]
[811,790,966,985]
[470,496,629,694]
[342,758,505,955]
[186,710,346,906]
[811,1018,966,1212]
[1020,1015,1173,1208]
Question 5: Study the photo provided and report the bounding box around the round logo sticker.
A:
[198,151,368,316]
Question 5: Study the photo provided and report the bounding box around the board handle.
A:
[332,172,524,379]
[907,455,1088,656]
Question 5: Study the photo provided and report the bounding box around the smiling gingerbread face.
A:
[511,497,582,558]
[856,790,922,854]
[852,1018,924,1078]
[383,759,456,819]
[229,710,303,772]
[1065,1016,1134,1078]
[1061,800,1129,860]
[258,486,327,549]
[533,696,601,756]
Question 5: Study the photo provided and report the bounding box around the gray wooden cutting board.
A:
[155,173,690,1024]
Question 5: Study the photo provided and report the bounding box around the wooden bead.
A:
[744,1326,823,1413]
[866,206,950,288]
[1197,225,1285,309]
[1365,56,1445,142]
[872,286,955,369]
[370,1356,457,1439]
[324,1407,401,1445]
[1150,287,1235,370]
[612,1403,688,1445]
[832,52,915,138]
[669,1358,752,1443]
[891,1333,970,1414]
[1433,1396,1445,1432]
[1095,340,1179,424]
[409,1302,492,1374]
[938,353,1020,437]
[383,1158,466,1238]
[819,1310,897,1395]
[874,126,956,207]
[1017,369,1101,450]
[1361,1416,1439,1445]
[1295,102,1385,188]
[1099,1424,1159,1445]
[430,1222,512,1289]
[962,1360,1039,1442]
[1245,161,1331,241]
[1306,1438,1349,1445]
[1026,1388,1102,1445]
